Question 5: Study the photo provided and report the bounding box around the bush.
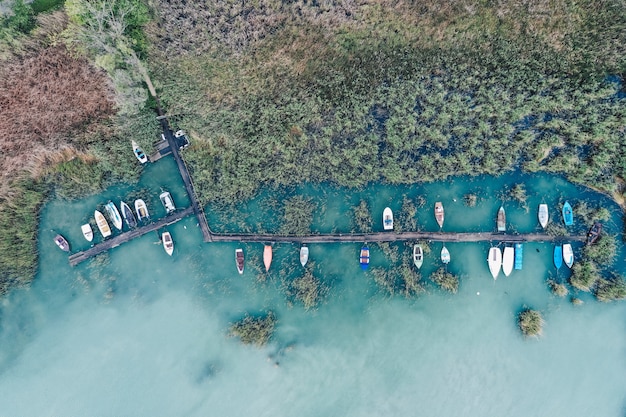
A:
[518,308,543,337]
[229,312,276,346]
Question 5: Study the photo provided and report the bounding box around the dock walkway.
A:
[69,207,193,266]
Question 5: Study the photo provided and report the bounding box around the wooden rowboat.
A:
[434,202,444,228]
[263,245,273,272]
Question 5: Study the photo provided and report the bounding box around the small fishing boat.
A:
[563,243,574,269]
[360,245,370,270]
[538,204,549,229]
[300,245,309,267]
[434,202,444,228]
[132,140,148,164]
[235,248,244,274]
[81,223,93,242]
[562,201,573,226]
[554,245,563,269]
[160,191,176,214]
[514,243,523,270]
[441,245,450,264]
[382,207,394,231]
[587,222,602,245]
[263,245,273,272]
[54,234,70,252]
[135,199,150,222]
[497,206,506,232]
[487,247,502,279]
[413,244,423,269]
[94,210,111,237]
[502,246,514,277]
[162,231,174,256]
[105,201,123,230]
[120,201,137,228]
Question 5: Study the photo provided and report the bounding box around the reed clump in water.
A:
[229,312,276,346]
[352,200,372,233]
[430,267,459,293]
[518,308,543,338]
[286,267,328,310]
[569,261,600,292]
[594,275,626,302]
[582,234,617,265]
[464,194,478,207]
[547,279,568,297]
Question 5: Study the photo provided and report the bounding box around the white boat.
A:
[441,245,450,264]
[54,234,70,252]
[497,206,506,232]
[502,246,514,277]
[135,199,150,222]
[413,244,423,269]
[94,210,111,238]
[81,223,93,242]
[300,246,309,267]
[132,140,148,164]
[162,231,174,256]
[105,201,123,230]
[264,245,273,272]
[538,204,549,229]
[120,201,137,228]
[236,248,244,274]
[160,191,176,214]
[435,202,444,228]
[383,207,394,231]
[488,247,502,280]
[563,243,574,268]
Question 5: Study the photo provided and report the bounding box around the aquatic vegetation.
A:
[430,267,459,294]
[464,194,478,207]
[229,312,276,346]
[371,268,397,296]
[398,196,420,232]
[545,223,567,237]
[279,196,315,236]
[570,297,584,306]
[352,200,372,233]
[285,268,328,310]
[547,279,568,297]
[518,308,543,338]
[508,184,527,205]
[582,234,617,265]
[399,260,424,298]
[569,262,600,292]
[573,201,611,226]
[594,275,626,302]
[376,242,399,264]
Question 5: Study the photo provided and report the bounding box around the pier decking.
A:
[69,207,193,266]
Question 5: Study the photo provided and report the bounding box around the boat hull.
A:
[514,243,523,270]
[94,210,111,238]
[360,246,370,270]
[162,232,174,256]
[263,245,273,272]
[132,140,148,164]
[497,206,506,232]
[120,201,137,228]
[562,201,573,226]
[554,245,563,269]
[135,199,150,222]
[81,224,93,242]
[413,244,423,269]
[563,244,574,268]
[160,191,176,214]
[105,202,123,230]
[236,249,244,274]
[300,246,309,267]
[587,222,602,245]
[502,246,514,277]
[434,202,444,228]
[54,234,70,252]
[383,207,394,231]
[488,247,502,279]
[538,204,549,229]
[441,246,450,264]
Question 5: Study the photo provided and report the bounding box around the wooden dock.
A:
[68,207,193,266]
[207,231,586,244]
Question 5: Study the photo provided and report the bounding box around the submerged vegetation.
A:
[595,276,626,302]
[430,268,459,294]
[285,269,327,310]
[518,308,543,338]
[229,312,276,346]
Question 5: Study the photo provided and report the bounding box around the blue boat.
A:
[554,245,563,269]
[562,201,573,226]
[514,243,523,270]
[360,245,370,270]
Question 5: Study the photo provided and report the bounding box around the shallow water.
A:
[0,158,625,416]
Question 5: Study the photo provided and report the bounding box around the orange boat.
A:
[263,245,273,272]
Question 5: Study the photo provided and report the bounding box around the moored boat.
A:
[434,202,444,228]
[488,247,502,280]
[413,244,423,269]
[81,223,93,242]
[300,245,309,267]
[94,210,111,237]
[502,246,514,277]
[135,199,150,222]
[563,243,574,269]
[554,245,563,269]
[587,222,602,245]
[383,207,394,231]
[514,243,523,270]
[562,201,573,226]
[497,206,506,232]
[360,245,370,270]
[538,204,549,229]
[54,234,70,252]
[236,248,244,274]
[120,201,137,228]
[441,245,450,264]
[162,231,174,256]
[263,245,273,272]
[132,140,148,164]
[105,201,123,230]
[160,191,176,214]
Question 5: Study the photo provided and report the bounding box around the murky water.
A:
[0,157,624,416]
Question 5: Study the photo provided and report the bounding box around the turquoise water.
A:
[0,157,625,416]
